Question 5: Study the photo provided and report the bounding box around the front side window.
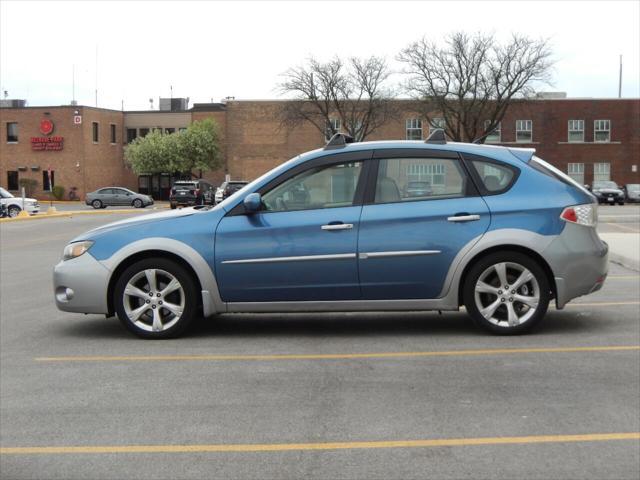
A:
[6,122,18,142]
[516,120,532,143]
[406,118,423,140]
[374,157,466,203]
[593,162,611,181]
[594,120,610,142]
[92,122,99,142]
[568,120,584,142]
[484,120,501,143]
[567,163,585,184]
[469,159,516,194]
[262,161,363,212]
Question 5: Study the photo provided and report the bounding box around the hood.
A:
[594,188,622,194]
[75,206,203,241]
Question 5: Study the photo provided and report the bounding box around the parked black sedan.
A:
[591,180,625,205]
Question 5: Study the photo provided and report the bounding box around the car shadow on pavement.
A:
[55,310,609,340]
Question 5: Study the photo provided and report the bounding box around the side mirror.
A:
[243,193,262,213]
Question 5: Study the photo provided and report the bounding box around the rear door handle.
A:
[321,223,354,231]
[447,214,481,222]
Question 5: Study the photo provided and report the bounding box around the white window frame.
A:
[567,163,585,184]
[484,120,501,143]
[405,118,423,140]
[515,120,533,143]
[594,120,611,143]
[325,117,342,141]
[567,120,584,143]
[407,162,446,186]
[6,122,19,143]
[593,162,611,181]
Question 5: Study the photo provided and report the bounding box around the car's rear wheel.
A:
[133,198,143,208]
[463,252,550,335]
[7,206,21,217]
[114,258,198,339]
[92,199,103,209]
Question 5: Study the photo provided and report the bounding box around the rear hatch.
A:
[171,182,199,203]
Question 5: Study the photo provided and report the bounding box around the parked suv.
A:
[170,180,215,209]
[54,130,608,339]
[591,180,625,205]
[0,187,40,217]
[215,181,248,204]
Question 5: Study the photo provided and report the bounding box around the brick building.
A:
[1,97,638,200]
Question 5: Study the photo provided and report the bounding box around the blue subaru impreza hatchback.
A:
[54,130,608,338]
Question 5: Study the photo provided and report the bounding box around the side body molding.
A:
[99,237,225,317]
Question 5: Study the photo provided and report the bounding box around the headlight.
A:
[63,241,94,261]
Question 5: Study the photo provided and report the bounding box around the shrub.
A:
[52,185,65,200]
[18,178,38,197]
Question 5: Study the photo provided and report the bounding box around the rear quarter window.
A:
[463,154,519,195]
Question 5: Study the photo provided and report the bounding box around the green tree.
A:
[125,119,223,177]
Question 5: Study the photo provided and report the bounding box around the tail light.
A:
[560,203,597,227]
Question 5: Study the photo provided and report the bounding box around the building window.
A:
[139,128,149,137]
[593,162,611,182]
[110,124,117,143]
[126,128,137,143]
[92,122,99,142]
[325,118,342,141]
[164,128,175,134]
[178,127,187,133]
[567,163,585,184]
[405,118,423,140]
[568,120,584,142]
[594,120,610,142]
[516,120,533,143]
[407,162,446,186]
[7,171,18,190]
[484,120,501,143]
[6,122,18,142]
[43,170,55,191]
[430,117,445,130]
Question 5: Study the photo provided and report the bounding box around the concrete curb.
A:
[0,209,146,223]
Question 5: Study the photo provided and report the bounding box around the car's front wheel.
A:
[133,198,143,208]
[92,199,103,209]
[113,258,198,339]
[463,252,550,335]
[7,206,21,218]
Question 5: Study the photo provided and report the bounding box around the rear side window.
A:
[463,154,518,195]
[374,157,467,204]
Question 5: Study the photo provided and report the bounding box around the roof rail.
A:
[325,132,355,149]
[425,128,446,144]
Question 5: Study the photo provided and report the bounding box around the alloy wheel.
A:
[122,268,185,332]
[473,261,540,328]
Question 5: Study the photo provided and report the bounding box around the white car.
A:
[0,187,40,217]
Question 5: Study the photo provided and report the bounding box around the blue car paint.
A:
[73,140,588,306]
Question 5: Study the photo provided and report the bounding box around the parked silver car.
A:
[85,187,153,209]
[624,184,640,203]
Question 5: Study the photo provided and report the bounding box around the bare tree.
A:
[278,56,397,141]
[398,32,553,142]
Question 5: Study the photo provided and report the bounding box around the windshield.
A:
[0,187,14,198]
[593,181,618,189]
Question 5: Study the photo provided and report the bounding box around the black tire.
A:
[8,206,21,218]
[618,202,624,206]
[92,199,103,209]
[463,251,550,335]
[133,198,143,208]
[113,258,198,339]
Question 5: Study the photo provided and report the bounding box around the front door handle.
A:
[321,223,354,231]
[447,214,481,222]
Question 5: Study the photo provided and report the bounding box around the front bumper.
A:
[543,222,609,309]
[53,253,111,314]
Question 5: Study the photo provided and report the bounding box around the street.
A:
[1,212,639,479]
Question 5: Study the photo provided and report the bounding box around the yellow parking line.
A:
[34,345,640,363]
[1,432,638,455]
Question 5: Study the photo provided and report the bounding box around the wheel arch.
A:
[106,250,204,317]
[457,244,557,306]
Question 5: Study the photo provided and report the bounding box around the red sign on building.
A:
[31,118,63,150]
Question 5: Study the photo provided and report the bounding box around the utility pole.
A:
[618,55,622,98]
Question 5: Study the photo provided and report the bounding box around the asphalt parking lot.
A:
[1,212,639,479]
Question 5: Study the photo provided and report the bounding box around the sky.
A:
[1,0,639,110]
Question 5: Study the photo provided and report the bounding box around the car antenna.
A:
[472,127,499,144]
[425,128,446,144]
[324,133,355,149]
